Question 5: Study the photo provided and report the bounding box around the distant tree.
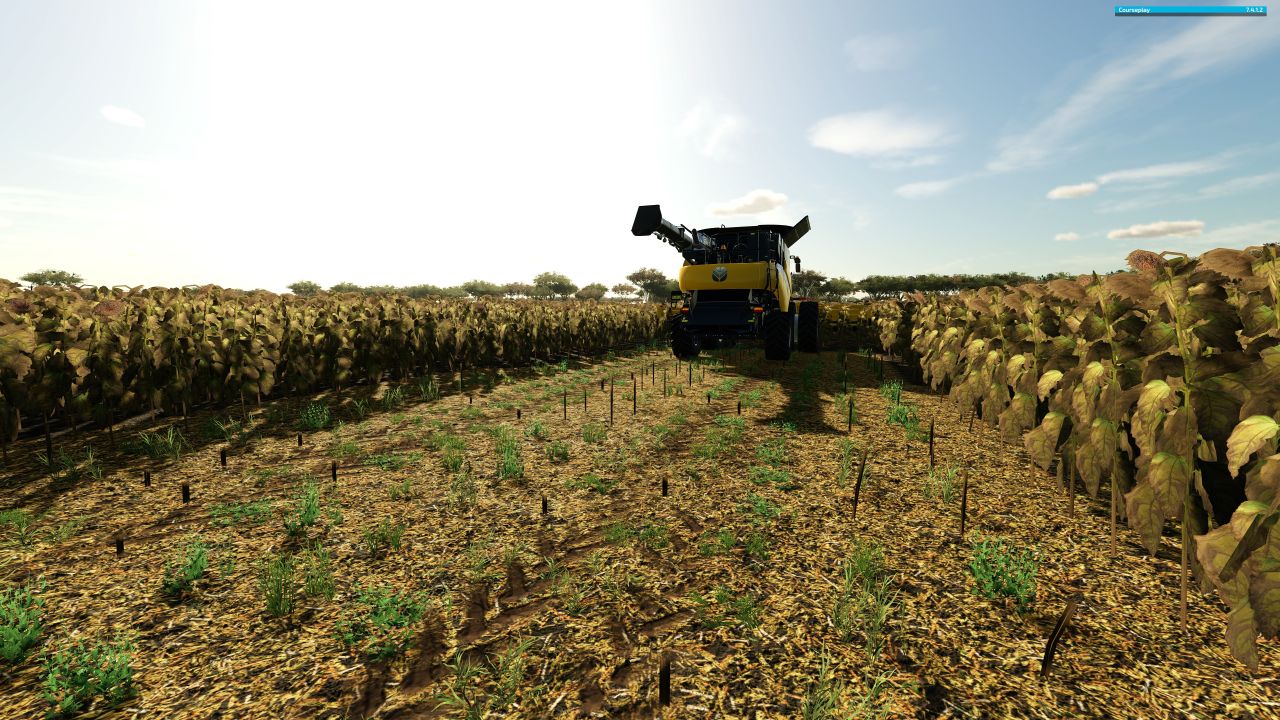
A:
[1038,271,1075,282]
[20,269,82,287]
[610,283,637,299]
[329,281,362,293]
[399,284,438,298]
[462,279,505,298]
[852,271,1070,299]
[437,286,470,298]
[818,276,857,300]
[575,283,607,301]
[791,269,828,298]
[528,285,554,299]
[287,280,321,296]
[503,282,535,298]
[533,272,577,298]
[626,268,671,302]
[853,275,910,299]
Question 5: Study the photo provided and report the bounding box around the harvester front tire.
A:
[798,301,820,353]
[764,309,792,361]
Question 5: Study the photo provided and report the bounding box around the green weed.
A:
[381,387,405,410]
[0,509,38,547]
[302,545,336,600]
[299,402,331,430]
[161,537,208,598]
[447,467,478,511]
[364,452,421,471]
[257,552,296,617]
[833,540,896,659]
[924,465,958,503]
[388,477,414,501]
[582,422,607,444]
[748,465,797,490]
[363,518,405,556]
[545,441,570,463]
[970,537,1038,609]
[330,441,361,459]
[524,421,548,440]
[1,578,44,663]
[283,478,321,537]
[336,584,432,661]
[837,439,858,488]
[43,518,83,544]
[698,528,737,557]
[566,473,616,495]
[417,377,440,401]
[41,636,135,719]
[493,427,523,480]
[134,426,190,461]
[756,438,788,467]
[603,521,669,550]
[209,501,272,526]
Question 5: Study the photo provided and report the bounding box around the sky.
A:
[1,1,1278,292]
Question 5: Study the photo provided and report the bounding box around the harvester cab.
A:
[630,204,820,361]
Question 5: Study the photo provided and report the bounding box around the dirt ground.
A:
[1,346,1278,719]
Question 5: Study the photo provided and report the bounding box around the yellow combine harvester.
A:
[630,204,820,361]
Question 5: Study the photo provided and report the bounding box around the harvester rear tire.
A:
[798,301,819,353]
[672,332,701,360]
[764,309,792,361]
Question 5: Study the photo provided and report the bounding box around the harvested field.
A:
[1,346,1277,719]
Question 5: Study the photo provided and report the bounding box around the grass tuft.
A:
[970,536,1038,609]
[41,636,135,719]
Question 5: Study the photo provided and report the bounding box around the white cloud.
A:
[1096,196,1165,214]
[707,189,788,217]
[680,101,744,160]
[1096,169,1280,212]
[100,105,146,128]
[894,178,960,198]
[1054,232,1081,242]
[1046,182,1099,200]
[872,154,944,170]
[843,33,921,72]
[0,217,12,229]
[1197,171,1280,199]
[1047,152,1241,201]
[989,18,1280,172]
[1191,218,1280,247]
[1107,220,1204,240]
[809,110,954,158]
[1097,159,1226,186]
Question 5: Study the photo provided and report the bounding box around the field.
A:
[3,335,1280,718]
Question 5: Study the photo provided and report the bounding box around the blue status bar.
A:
[1115,5,1267,14]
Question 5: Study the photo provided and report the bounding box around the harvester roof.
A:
[700,216,811,247]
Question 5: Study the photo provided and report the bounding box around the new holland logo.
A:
[711,266,728,282]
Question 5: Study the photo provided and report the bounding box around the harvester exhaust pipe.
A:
[631,205,714,252]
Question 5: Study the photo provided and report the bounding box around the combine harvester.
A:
[630,204,819,361]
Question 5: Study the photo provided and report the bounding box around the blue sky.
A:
[1,1,1278,291]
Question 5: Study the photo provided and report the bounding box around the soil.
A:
[1,346,1278,719]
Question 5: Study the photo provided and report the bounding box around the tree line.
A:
[850,271,1084,299]
[19,267,1104,302]
[285,271,649,301]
